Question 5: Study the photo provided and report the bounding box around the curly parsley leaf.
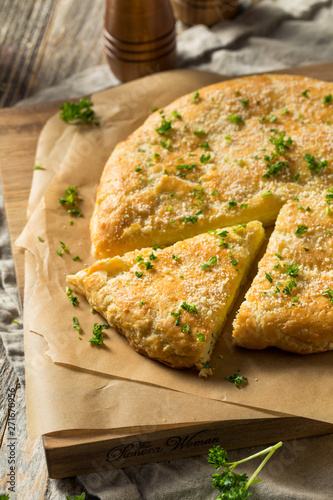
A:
[304,153,328,174]
[295,225,308,237]
[66,287,79,306]
[225,373,248,388]
[201,256,218,269]
[228,114,244,126]
[60,98,99,125]
[88,323,109,346]
[156,118,172,135]
[322,288,333,304]
[208,442,283,498]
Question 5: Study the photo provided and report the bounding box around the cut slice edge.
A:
[67,221,265,375]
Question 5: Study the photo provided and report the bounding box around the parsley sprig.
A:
[60,98,99,125]
[208,442,283,499]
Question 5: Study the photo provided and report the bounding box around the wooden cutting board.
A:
[2,63,333,478]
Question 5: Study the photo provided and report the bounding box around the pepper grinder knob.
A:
[104,0,177,82]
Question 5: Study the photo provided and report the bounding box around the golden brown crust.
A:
[68,221,265,370]
[233,190,333,354]
[91,74,333,259]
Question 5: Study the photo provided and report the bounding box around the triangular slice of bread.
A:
[68,221,264,373]
[233,190,333,354]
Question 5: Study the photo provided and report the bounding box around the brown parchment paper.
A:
[18,69,333,435]
[23,70,281,438]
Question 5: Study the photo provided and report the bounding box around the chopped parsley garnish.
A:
[181,324,191,334]
[230,260,238,266]
[135,271,144,278]
[304,153,328,174]
[269,131,293,155]
[144,261,154,270]
[224,373,248,388]
[60,98,99,125]
[171,310,181,325]
[225,135,232,140]
[191,91,200,103]
[241,99,249,107]
[197,332,206,342]
[201,256,217,269]
[139,300,146,307]
[88,323,109,345]
[199,142,210,150]
[285,264,299,277]
[302,89,310,98]
[66,286,79,306]
[182,216,198,223]
[275,253,283,260]
[38,236,44,242]
[325,188,333,205]
[200,153,211,164]
[322,288,333,304]
[34,164,45,170]
[282,278,297,295]
[149,252,157,261]
[57,250,63,256]
[156,118,172,135]
[304,247,309,252]
[262,160,288,179]
[228,114,244,125]
[59,186,80,207]
[228,200,237,209]
[323,94,333,105]
[136,255,144,263]
[172,254,179,261]
[175,163,196,174]
[240,203,248,209]
[193,130,206,136]
[151,106,158,112]
[265,272,273,283]
[135,166,142,172]
[261,190,272,197]
[269,115,278,123]
[172,110,182,119]
[295,225,308,237]
[181,301,197,313]
[161,139,173,150]
[73,255,80,261]
[293,174,300,181]
[72,316,81,332]
[60,241,69,252]
[212,189,219,196]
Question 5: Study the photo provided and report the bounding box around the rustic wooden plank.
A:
[43,417,333,478]
[0,101,60,296]
[31,0,106,94]
[0,0,105,107]
[0,0,57,107]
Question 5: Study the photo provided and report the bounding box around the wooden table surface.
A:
[0,2,107,497]
[0,0,105,108]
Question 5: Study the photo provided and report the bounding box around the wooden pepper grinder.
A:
[171,0,238,27]
[104,0,177,82]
